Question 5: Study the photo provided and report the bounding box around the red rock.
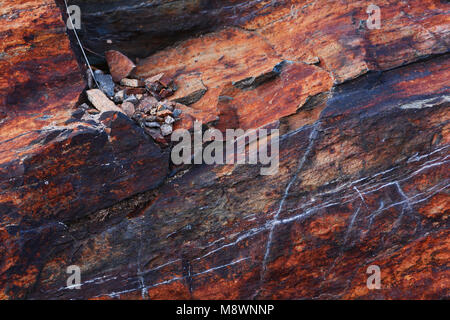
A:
[105,50,136,82]
[145,73,165,84]
[121,101,135,117]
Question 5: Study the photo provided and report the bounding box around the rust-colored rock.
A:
[105,50,136,82]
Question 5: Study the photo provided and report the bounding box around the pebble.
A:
[120,78,144,88]
[121,101,135,117]
[105,50,136,82]
[137,96,158,113]
[145,73,164,84]
[114,90,127,103]
[124,95,139,105]
[172,109,182,118]
[94,70,115,97]
[160,124,173,136]
[145,122,161,128]
[165,115,175,124]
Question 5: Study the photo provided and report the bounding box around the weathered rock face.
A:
[0,0,168,299]
[0,0,449,299]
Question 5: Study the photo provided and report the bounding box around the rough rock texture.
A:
[0,0,168,299]
[105,50,136,83]
[0,0,449,300]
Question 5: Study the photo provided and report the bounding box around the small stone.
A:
[120,78,144,88]
[172,109,182,118]
[94,70,115,97]
[145,122,161,128]
[146,81,163,94]
[113,90,127,103]
[165,115,175,124]
[121,101,135,117]
[125,87,147,95]
[124,94,139,105]
[86,89,124,114]
[145,73,164,84]
[157,109,172,118]
[137,96,158,113]
[105,50,136,82]
[144,115,157,122]
[160,124,173,136]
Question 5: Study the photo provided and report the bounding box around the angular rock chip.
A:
[94,70,115,97]
[121,101,135,117]
[145,122,161,128]
[137,96,159,113]
[120,78,144,87]
[124,94,139,105]
[114,90,127,103]
[105,50,136,82]
[145,73,165,84]
[160,124,173,136]
[165,115,175,124]
[86,89,124,114]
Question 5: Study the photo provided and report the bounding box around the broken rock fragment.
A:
[124,95,139,105]
[145,122,161,128]
[86,89,124,114]
[160,124,173,136]
[137,96,159,113]
[94,70,115,97]
[145,73,176,100]
[105,50,136,82]
[121,101,135,117]
[165,115,175,124]
[114,90,127,103]
[120,78,144,88]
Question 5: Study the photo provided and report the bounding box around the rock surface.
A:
[105,50,136,82]
[0,0,449,300]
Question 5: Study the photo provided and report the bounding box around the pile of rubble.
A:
[80,50,184,145]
